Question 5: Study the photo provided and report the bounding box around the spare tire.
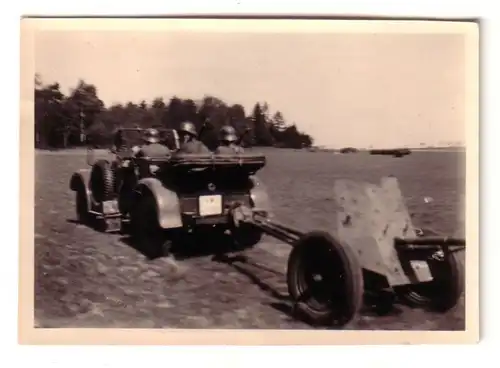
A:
[90,159,116,203]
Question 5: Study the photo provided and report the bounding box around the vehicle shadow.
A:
[212,253,306,324]
[66,218,98,231]
[213,253,290,302]
[65,218,111,233]
[119,230,237,261]
[214,253,405,328]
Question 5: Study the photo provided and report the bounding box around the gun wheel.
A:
[397,251,464,312]
[286,231,364,328]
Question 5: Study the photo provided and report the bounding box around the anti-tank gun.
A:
[226,177,466,327]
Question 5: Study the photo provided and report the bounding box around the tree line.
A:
[35,75,314,151]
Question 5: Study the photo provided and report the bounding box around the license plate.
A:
[102,200,119,214]
[410,260,433,282]
[199,195,222,217]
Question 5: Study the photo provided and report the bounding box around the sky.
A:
[34,25,468,149]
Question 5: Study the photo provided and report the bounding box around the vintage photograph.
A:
[21,18,478,343]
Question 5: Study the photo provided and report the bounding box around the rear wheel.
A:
[118,168,139,217]
[287,231,364,328]
[130,191,169,259]
[231,224,263,250]
[229,208,266,250]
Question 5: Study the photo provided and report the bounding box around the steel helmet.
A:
[178,121,198,138]
[143,128,160,144]
[220,125,238,143]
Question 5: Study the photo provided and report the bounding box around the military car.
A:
[69,127,271,255]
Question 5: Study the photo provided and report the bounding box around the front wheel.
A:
[286,231,364,328]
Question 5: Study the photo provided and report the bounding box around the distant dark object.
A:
[369,148,412,158]
[339,147,359,154]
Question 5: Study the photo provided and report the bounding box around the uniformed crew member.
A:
[134,128,171,158]
[215,125,244,154]
[176,121,211,154]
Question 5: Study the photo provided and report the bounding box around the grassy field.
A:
[34,148,466,330]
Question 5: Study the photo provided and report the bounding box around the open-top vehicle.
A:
[69,127,272,253]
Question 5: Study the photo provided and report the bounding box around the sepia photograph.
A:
[19,17,479,344]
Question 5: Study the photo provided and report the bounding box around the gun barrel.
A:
[395,236,466,246]
[230,206,302,245]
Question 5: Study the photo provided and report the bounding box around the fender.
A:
[135,177,183,229]
[69,169,92,209]
[249,175,273,216]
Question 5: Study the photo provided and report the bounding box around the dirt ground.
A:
[34,148,465,330]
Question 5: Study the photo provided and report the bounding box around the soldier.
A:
[134,128,171,158]
[176,121,211,154]
[215,125,244,154]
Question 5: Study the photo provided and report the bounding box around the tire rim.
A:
[294,244,344,314]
